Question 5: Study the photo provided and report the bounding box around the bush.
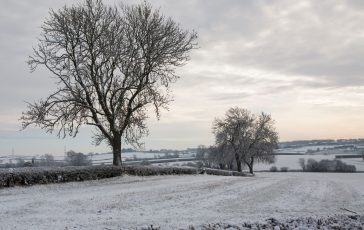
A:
[38,154,56,167]
[123,165,200,176]
[298,158,305,171]
[15,158,25,167]
[0,165,253,188]
[305,159,356,172]
[65,151,92,166]
[204,168,247,176]
[122,165,249,177]
[280,167,289,172]
[269,166,278,172]
[186,162,197,167]
[140,160,151,165]
[196,161,204,169]
[0,165,122,188]
[185,162,204,168]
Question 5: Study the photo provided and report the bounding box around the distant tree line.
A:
[269,166,288,172]
[280,138,364,149]
[298,158,356,172]
[0,151,92,168]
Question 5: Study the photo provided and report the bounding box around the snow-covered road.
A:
[1,173,363,229]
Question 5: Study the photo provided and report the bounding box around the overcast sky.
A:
[1,0,364,156]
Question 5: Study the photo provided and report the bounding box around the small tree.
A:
[212,108,254,172]
[242,112,278,174]
[39,154,56,166]
[65,150,92,166]
[212,107,278,173]
[21,0,198,166]
[15,158,25,167]
[298,158,305,171]
[203,146,217,168]
[196,145,207,160]
[206,145,235,170]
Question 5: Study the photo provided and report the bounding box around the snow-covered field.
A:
[1,172,363,229]
[254,154,364,171]
[157,154,364,171]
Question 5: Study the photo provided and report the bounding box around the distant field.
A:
[158,154,364,172]
[254,154,364,171]
[1,151,363,172]
[1,172,363,229]
[0,151,196,166]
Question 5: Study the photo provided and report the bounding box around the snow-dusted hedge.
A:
[204,168,248,176]
[123,165,201,176]
[195,215,364,230]
[0,165,249,188]
[122,166,249,177]
[0,165,202,188]
[0,165,122,188]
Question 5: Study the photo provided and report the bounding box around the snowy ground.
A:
[1,172,363,229]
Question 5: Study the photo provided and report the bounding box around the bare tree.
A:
[21,0,197,165]
[211,144,235,170]
[242,112,278,174]
[203,145,233,169]
[196,145,207,160]
[212,107,278,173]
[212,107,255,172]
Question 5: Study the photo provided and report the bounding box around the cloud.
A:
[189,0,364,87]
[1,0,364,154]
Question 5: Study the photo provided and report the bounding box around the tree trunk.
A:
[247,164,253,174]
[248,157,254,174]
[112,136,122,166]
[235,153,242,172]
[237,161,242,172]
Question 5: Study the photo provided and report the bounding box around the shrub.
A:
[195,161,204,169]
[140,160,151,165]
[186,162,197,167]
[280,167,289,172]
[0,165,122,188]
[204,168,247,176]
[269,166,278,172]
[65,151,92,166]
[298,158,305,171]
[123,165,200,176]
[15,158,25,167]
[305,159,356,172]
[122,165,248,177]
